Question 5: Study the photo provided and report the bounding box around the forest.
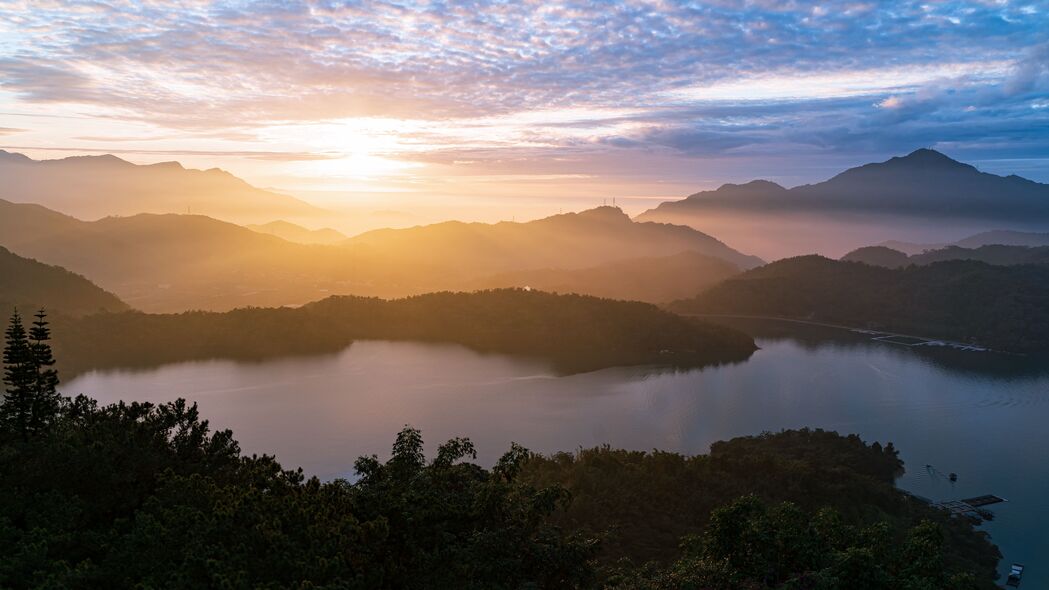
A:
[48,289,757,376]
[0,313,1002,588]
[672,256,1049,352]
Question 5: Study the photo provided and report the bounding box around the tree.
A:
[1,309,61,440]
[2,310,36,440]
[27,309,60,432]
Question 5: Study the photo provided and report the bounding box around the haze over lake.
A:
[68,319,1049,586]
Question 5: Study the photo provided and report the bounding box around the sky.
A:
[1,0,1048,221]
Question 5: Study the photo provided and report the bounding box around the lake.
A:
[66,318,1049,585]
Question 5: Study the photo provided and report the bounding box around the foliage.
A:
[0,399,597,589]
[2,310,60,440]
[605,497,986,590]
[520,429,999,586]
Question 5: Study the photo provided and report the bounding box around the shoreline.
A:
[683,313,996,353]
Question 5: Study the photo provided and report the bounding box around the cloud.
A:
[0,0,1047,183]
[0,145,340,161]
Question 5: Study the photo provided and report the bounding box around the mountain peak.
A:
[0,150,33,164]
[716,179,787,193]
[887,148,970,169]
[50,153,133,167]
[575,205,630,221]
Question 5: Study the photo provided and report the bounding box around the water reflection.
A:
[712,316,1049,381]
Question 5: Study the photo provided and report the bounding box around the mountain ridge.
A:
[0,150,327,224]
[0,200,762,312]
[636,149,1049,259]
[643,149,1049,219]
[0,246,129,316]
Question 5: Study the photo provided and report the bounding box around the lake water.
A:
[66,319,1049,585]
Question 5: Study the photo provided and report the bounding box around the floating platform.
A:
[1006,563,1024,587]
[932,495,1006,523]
[961,494,1006,508]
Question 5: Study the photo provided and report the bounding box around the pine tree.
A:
[28,309,60,432]
[2,310,36,440]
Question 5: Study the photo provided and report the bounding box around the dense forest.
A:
[843,244,1049,268]
[50,289,757,376]
[0,316,1000,588]
[672,256,1049,352]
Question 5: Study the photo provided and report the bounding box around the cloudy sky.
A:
[1,0,1047,218]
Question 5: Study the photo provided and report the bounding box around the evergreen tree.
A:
[28,309,60,432]
[2,310,36,440]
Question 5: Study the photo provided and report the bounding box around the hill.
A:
[246,220,347,244]
[51,289,757,376]
[0,150,325,224]
[0,200,761,312]
[637,149,1049,258]
[0,246,129,316]
[841,246,911,268]
[472,251,740,303]
[670,256,1049,352]
[345,206,762,273]
[843,244,1049,268]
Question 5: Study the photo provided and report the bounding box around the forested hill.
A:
[0,246,129,316]
[51,289,757,376]
[670,256,1049,352]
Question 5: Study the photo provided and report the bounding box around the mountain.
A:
[843,244,1049,268]
[345,206,763,274]
[0,246,129,316]
[841,246,911,268]
[876,240,948,256]
[637,149,1049,259]
[647,149,1049,219]
[473,251,740,303]
[670,256,1049,352]
[246,220,347,244]
[0,201,761,312]
[955,230,1049,249]
[0,198,347,311]
[0,150,326,224]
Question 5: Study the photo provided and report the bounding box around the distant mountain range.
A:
[638,149,1049,259]
[0,151,326,224]
[842,244,1049,268]
[344,206,763,275]
[882,229,1049,255]
[0,246,128,316]
[642,149,1049,220]
[0,200,760,312]
[247,220,347,244]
